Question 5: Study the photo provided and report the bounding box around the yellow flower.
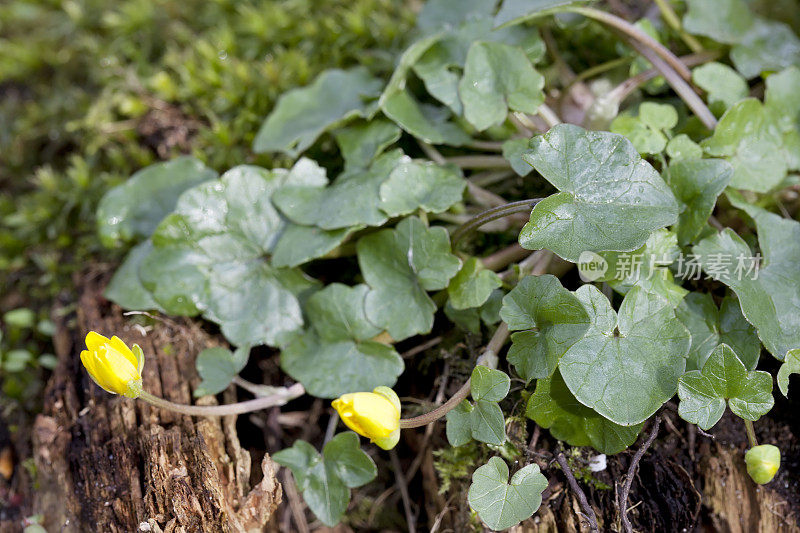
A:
[332,386,401,450]
[80,331,144,398]
[745,444,781,485]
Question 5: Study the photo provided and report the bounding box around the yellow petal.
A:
[108,336,137,368]
[85,331,110,352]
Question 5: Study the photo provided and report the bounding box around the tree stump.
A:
[29,271,280,532]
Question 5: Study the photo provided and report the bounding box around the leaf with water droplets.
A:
[519,124,680,262]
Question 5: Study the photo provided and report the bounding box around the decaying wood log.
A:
[30,271,280,532]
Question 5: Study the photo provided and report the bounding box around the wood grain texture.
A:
[30,271,280,533]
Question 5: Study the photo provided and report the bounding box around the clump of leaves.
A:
[97,0,800,529]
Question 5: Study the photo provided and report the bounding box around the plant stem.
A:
[744,419,759,448]
[652,0,704,53]
[138,384,304,417]
[606,50,720,105]
[451,199,541,247]
[618,416,661,533]
[399,323,509,429]
[538,103,562,128]
[556,453,600,533]
[564,6,692,82]
[625,38,717,129]
[482,243,532,271]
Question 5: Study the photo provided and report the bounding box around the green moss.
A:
[0,0,414,308]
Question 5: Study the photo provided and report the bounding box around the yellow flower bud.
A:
[80,331,144,398]
[745,444,781,485]
[332,386,401,450]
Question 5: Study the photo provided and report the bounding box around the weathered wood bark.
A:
[700,443,799,533]
[29,272,280,532]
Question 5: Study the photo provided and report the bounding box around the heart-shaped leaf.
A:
[527,369,642,454]
[459,41,544,131]
[519,124,680,262]
[274,432,376,527]
[357,216,461,341]
[468,457,547,531]
[448,258,503,310]
[500,274,590,381]
[558,285,690,426]
[281,283,403,398]
[677,344,773,430]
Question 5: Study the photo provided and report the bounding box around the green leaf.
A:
[139,246,209,316]
[334,120,401,171]
[666,134,703,161]
[559,285,691,426]
[271,224,356,268]
[194,345,249,397]
[527,369,642,454]
[777,349,800,397]
[594,229,688,307]
[764,67,800,131]
[357,216,461,341]
[379,35,470,145]
[467,457,547,531]
[273,150,404,230]
[446,401,475,447]
[666,158,733,245]
[676,293,761,372]
[3,349,32,372]
[97,156,217,247]
[519,124,680,262]
[3,308,35,329]
[694,200,800,360]
[322,431,379,488]
[639,102,678,131]
[445,288,505,334]
[500,274,590,380]
[274,432,376,527]
[692,62,748,115]
[281,284,403,398]
[304,283,381,342]
[677,344,773,430]
[459,41,544,131]
[470,400,507,445]
[382,89,471,145]
[701,99,792,192]
[502,138,533,176]
[378,160,466,217]
[447,258,502,310]
[413,16,543,114]
[611,102,677,155]
[731,19,800,79]
[253,67,383,157]
[683,0,753,44]
[204,262,312,347]
[282,336,403,399]
[472,366,511,402]
[494,0,587,27]
[417,0,498,34]
[610,115,667,155]
[103,240,164,312]
[445,367,510,446]
[141,165,323,346]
